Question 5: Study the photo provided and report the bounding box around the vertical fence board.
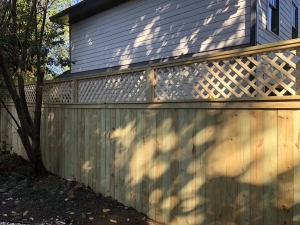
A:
[226,110,239,225]
[110,109,116,199]
[277,110,294,224]
[130,109,137,208]
[79,109,85,184]
[53,108,59,175]
[57,108,62,178]
[135,109,143,211]
[204,109,217,225]
[105,109,111,196]
[178,109,186,225]
[250,110,264,225]
[238,110,251,225]
[113,109,121,201]
[154,109,163,223]
[77,109,83,182]
[95,108,101,193]
[144,109,156,219]
[293,110,300,225]
[100,109,106,194]
[263,110,278,225]
[124,109,131,206]
[169,109,179,225]
[186,109,196,225]
[215,110,226,225]
[118,109,125,204]
[90,109,97,190]
[195,109,206,225]
[162,109,171,224]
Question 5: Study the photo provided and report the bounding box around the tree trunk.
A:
[17,129,47,175]
[32,140,47,175]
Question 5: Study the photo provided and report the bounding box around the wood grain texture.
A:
[3,103,300,225]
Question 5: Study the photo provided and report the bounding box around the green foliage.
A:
[0,0,73,81]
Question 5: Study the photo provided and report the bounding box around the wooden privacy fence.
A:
[1,39,300,225]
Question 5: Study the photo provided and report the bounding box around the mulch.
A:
[0,153,163,225]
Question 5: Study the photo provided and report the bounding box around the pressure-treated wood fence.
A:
[1,39,300,225]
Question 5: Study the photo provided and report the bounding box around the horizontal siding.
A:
[257,0,300,45]
[71,0,251,73]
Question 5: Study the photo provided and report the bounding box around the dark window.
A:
[292,3,298,39]
[267,0,279,35]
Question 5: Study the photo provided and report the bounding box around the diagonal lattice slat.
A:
[154,48,300,100]
[78,71,147,103]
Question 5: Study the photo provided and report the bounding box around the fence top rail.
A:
[10,95,299,109]
[22,38,300,86]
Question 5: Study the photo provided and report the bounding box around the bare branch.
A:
[0,97,20,129]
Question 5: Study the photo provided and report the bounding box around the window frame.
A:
[267,0,279,35]
[292,2,298,39]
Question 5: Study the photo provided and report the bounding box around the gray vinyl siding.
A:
[257,0,300,45]
[70,0,251,73]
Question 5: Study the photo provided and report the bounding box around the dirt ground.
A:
[0,153,163,225]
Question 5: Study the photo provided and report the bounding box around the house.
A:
[51,0,300,79]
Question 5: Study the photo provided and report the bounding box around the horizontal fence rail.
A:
[1,39,299,103]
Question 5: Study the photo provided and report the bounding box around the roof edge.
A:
[50,0,130,25]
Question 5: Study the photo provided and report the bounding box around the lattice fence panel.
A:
[154,48,300,100]
[43,81,73,103]
[24,82,73,103]
[24,84,36,102]
[78,71,147,103]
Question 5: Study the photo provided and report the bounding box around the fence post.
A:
[145,66,154,102]
[72,79,78,103]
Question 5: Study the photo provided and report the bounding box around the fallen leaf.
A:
[73,183,83,191]
[102,209,111,213]
[87,212,92,214]
[142,216,146,220]
[3,214,7,217]
[110,219,117,223]
[81,213,86,218]
[55,221,66,225]
[23,210,29,216]
[124,207,128,209]
[11,211,16,214]
[88,217,94,222]
[30,217,34,221]
[6,198,12,201]
[67,211,75,215]
[127,218,130,221]
[67,189,74,196]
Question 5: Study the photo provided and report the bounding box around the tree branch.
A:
[0,97,20,129]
